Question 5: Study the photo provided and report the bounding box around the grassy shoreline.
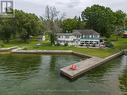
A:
[29,46,119,58]
[0,37,127,58]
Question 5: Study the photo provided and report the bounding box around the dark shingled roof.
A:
[72,31,82,35]
[73,29,100,35]
[56,33,73,36]
[56,29,100,36]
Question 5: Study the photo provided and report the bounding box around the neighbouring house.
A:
[36,35,45,41]
[56,33,75,45]
[56,29,105,47]
[123,30,127,38]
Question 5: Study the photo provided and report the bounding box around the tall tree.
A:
[124,17,127,30]
[81,5,116,37]
[14,10,44,42]
[62,17,86,33]
[62,18,78,33]
[0,9,44,43]
[42,5,65,45]
[0,18,15,43]
[114,10,126,34]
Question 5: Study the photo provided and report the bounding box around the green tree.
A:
[14,10,44,42]
[124,17,127,30]
[114,10,126,34]
[81,5,116,37]
[114,10,126,26]
[0,18,15,43]
[0,9,44,43]
[62,18,78,33]
[113,10,126,40]
[62,17,86,33]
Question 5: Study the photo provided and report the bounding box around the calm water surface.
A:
[0,54,127,95]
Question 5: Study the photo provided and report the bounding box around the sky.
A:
[15,0,127,18]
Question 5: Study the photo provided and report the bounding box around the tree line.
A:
[0,10,44,43]
[0,4,127,44]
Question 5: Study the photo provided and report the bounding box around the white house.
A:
[56,29,104,47]
[56,33,75,45]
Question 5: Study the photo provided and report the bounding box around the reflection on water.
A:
[0,54,41,80]
[119,56,127,95]
[0,54,127,95]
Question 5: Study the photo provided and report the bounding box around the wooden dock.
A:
[60,57,103,79]
[60,51,124,79]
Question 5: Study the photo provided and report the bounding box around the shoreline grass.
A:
[0,37,127,58]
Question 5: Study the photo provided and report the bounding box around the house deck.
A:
[60,57,103,79]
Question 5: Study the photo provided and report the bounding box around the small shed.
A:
[123,30,127,38]
[36,35,45,41]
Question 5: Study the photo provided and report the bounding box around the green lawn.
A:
[113,38,127,49]
[1,36,127,58]
[28,45,118,58]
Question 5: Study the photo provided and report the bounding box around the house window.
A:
[86,35,88,38]
[81,35,84,39]
[65,36,69,38]
[82,35,84,38]
[77,35,80,38]
[89,35,92,38]
[94,35,96,38]
[95,35,99,38]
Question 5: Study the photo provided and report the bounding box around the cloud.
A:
[66,0,82,8]
[14,0,127,18]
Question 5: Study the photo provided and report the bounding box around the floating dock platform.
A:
[60,57,103,79]
[60,51,123,79]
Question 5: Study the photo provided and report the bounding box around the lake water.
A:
[0,54,127,95]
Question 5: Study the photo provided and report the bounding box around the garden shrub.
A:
[64,43,68,46]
